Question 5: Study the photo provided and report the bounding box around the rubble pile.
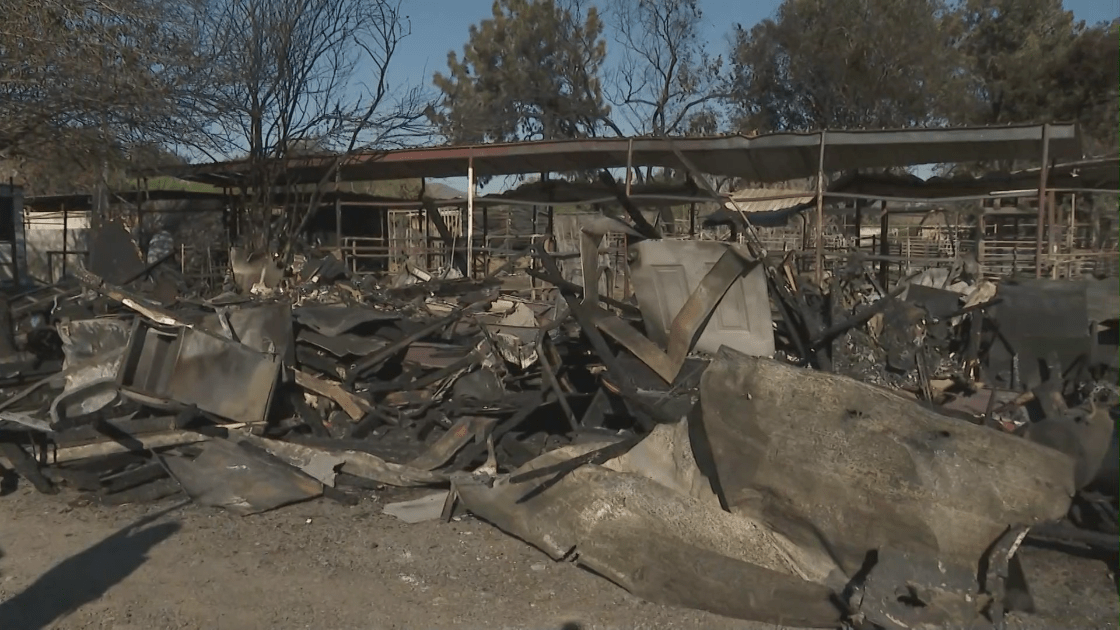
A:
[0,230,1116,629]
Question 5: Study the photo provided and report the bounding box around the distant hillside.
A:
[288,179,464,200]
[423,182,466,199]
[143,176,224,194]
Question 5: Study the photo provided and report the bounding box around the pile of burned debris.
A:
[0,229,1116,630]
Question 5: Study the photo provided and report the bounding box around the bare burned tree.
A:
[606,0,729,141]
[195,0,429,252]
[0,0,207,176]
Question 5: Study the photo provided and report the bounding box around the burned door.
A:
[629,240,775,357]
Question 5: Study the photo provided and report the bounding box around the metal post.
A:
[977,209,986,278]
[11,178,21,286]
[61,203,68,281]
[135,177,142,231]
[1034,123,1050,278]
[814,131,826,285]
[424,204,432,270]
[1048,190,1058,278]
[689,202,696,238]
[467,156,475,278]
[625,138,634,197]
[334,168,342,257]
[855,202,863,251]
[1067,193,1076,277]
[482,204,489,275]
[878,200,889,288]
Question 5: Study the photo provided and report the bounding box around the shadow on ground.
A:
[0,500,187,630]
[1024,538,1120,596]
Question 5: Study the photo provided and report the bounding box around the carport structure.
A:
[164,123,1101,281]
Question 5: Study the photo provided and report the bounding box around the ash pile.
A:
[0,218,1115,630]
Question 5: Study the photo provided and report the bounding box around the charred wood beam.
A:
[534,245,659,430]
[100,462,169,495]
[0,441,57,494]
[363,353,477,395]
[44,431,211,463]
[348,297,492,386]
[54,415,183,448]
[509,434,642,485]
[293,369,371,421]
[597,171,661,240]
[122,250,176,286]
[538,337,579,433]
[809,281,909,348]
[524,267,641,316]
[58,451,149,474]
[450,391,547,470]
[288,389,329,438]
[347,405,403,440]
[348,313,463,385]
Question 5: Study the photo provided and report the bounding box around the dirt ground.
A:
[0,485,1116,630]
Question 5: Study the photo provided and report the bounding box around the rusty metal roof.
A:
[164,123,1082,187]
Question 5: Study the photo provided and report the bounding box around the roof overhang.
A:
[163,123,1083,188]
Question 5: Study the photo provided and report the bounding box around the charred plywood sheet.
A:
[629,240,774,357]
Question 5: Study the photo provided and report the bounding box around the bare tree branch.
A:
[187,0,432,251]
[605,0,729,141]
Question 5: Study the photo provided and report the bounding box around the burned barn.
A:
[0,123,1117,629]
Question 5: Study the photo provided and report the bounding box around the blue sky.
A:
[390,0,1119,96]
[385,0,1118,192]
